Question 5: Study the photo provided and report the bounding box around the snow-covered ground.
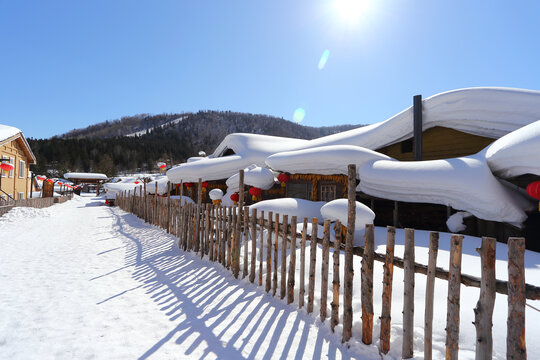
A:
[0,195,368,360]
[2,195,539,359]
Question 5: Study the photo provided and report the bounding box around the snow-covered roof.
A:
[357,151,532,226]
[0,124,21,143]
[225,165,275,192]
[167,87,540,182]
[486,119,540,178]
[64,172,108,180]
[0,124,37,164]
[266,145,392,175]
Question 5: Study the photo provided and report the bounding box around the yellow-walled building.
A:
[0,125,36,201]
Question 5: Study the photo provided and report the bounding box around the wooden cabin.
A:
[0,125,36,201]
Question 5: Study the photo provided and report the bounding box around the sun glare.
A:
[334,0,370,24]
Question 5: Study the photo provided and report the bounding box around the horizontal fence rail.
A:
[0,194,73,217]
[115,168,533,360]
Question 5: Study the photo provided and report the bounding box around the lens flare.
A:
[293,108,306,123]
[318,49,330,70]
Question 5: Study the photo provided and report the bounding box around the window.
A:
[18,160,25,178]
[9,157,14,178]
[320,184,337,202]
[286,182,312,200]
[18,192,24,200]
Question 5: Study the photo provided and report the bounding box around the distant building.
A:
[0,125,36,201]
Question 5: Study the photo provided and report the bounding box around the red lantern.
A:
[134,181,140,184]
[277,173,290,183]
[47,179,54,184]
[37,176,46,181]
[230,193,239,202]
[526,181,540,200]
[57,182,63,186]
[202,181,209,188]
[185,182,193,188]
[249,187,262,197]
[0,161,14,171]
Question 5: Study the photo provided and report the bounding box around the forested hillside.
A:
[29,111,359,177]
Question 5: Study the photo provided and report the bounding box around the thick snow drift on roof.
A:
[0,124,21,142]
[249,198,326,223]
[486,119,540,178]
[357,152,530,225]
[320,199,375,230]
[167,134,308,182]
[226,165,275,192]
[266,145,392,175]
[167,155,254,183]
[103,182,140,194]
[64,172,108,180]
[304,87,540,151]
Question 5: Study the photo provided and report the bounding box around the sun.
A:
[334,0,370,24]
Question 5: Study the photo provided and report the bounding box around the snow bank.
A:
[0,124,21,142]
[358,152,528,225]
[446,211,472,232]
[266,145,392,175]
[64,172,108,180]
[208,188,223,200]
[249,198,326,222]
[225,164,275,192]
[320,199,375,230]
[486,119,540,178]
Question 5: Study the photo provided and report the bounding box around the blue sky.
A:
[1,0,539,139]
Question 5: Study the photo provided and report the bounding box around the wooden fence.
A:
[116,167,536,359]
[0,194,73,217]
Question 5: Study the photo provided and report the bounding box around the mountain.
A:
[28,111,361,177]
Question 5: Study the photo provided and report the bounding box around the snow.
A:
[0,195,368,360]
[486,119,540,178]
[226,164,276,192]
[64,172,108,180]
[249,198,326,223]
[125,116,186,137]
[209,188,223,200]
[169,195,195,205]
[446,211,473,233]
[320,199,375,230]
[266,145,393,175]
[357,151,531,225]
[0,124,21,142]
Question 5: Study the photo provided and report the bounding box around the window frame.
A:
[9,157,14,178]
[18,160,25,178]
[1,155,7,178]
[319,184,337,202]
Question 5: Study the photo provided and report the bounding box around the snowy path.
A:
[0,195,368,360]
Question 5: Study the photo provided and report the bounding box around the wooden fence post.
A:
[167,181,171,233]
[331,220,342,332]
[299,217,308,309]
[266,211,273,293]
[402,228,415,359]
[380,226,396,354]
[474,237,496,360]
[320,219,331,322]
[273,212,279,296]
[259,211,265,286]
[362,223,375,344]
[445,234,463,360]
[342,164,356,343]
[287,216,297,304]
[250,208,257,283]
[243,206,249,278]
[154,181,158,225]
[424,231,439,360]
[234,170,244,278]
[228,210,234,269]
[307,218,318,314]
[507,237,526,360]
[280,214,288,299]
[195,178,202,253]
